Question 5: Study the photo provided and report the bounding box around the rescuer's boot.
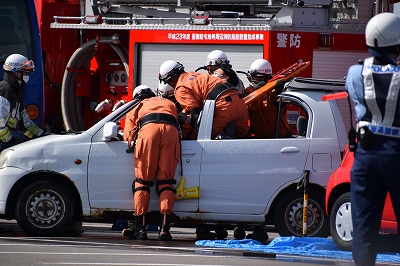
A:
[246,225,269,242]
[233,227,246,240]
[130,214,148,240]
[195,225,217,240]
[158,214,173,241]
[215,227,228,239]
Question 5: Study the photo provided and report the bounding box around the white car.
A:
[0,78,348,237]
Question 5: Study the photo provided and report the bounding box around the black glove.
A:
[221,67,239,87]
[275,79,286,95]
[37,132,47,138]
[253,81,267,90]
[177,112,188,126]
[189,107,201,128]
[7,136,24,145]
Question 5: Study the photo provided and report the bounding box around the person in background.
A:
[0,54,44,151]
[123,85,180,241]
[245,59,291,139]
[346,12,400,266]
[158,60,249,140]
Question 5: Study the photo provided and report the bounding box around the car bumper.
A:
[0,167,29,214]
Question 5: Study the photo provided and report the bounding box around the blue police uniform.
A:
[346,56,400,266]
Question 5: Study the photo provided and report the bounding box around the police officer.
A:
[123,85,180,241]
[346,12,400,266]
[0,54,43,150]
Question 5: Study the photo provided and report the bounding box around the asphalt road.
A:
[1,219,398,266]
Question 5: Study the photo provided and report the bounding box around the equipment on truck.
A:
[29,0,374,133]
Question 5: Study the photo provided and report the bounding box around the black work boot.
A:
[246,225,269,242]
[130,214,148,240]
[158,214,173,241]
[195,225,217,240]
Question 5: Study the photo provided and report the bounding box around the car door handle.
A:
[281,147,300,153]
[182,149,196,155]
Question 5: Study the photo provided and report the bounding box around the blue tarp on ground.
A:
[195,236,400,263]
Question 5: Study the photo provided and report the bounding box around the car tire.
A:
[330,192,352,251]
[15,179,77,236]
[274,189,329,237]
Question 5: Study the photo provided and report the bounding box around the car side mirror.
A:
[103,122,118,141]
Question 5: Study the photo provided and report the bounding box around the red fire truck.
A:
[31,0,386,133]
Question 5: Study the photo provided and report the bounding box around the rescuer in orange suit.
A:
[123,85,180,241]
[158,60,249,140]
[245,59,291,139]
[200,50,246,96]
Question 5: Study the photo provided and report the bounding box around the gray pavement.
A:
[0,219,398,266]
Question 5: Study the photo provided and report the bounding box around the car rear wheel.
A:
[330,192,352,251]
[274,189,329,237]
[15,179,77,236]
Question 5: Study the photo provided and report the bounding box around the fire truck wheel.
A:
[274,189,330,237]
[329,192,352,251]
[15,179,77,236]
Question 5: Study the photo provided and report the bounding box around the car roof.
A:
[287,78,346,92]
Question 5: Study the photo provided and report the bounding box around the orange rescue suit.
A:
[246,86,290,138]
[174,72,249,139]
[124,97,180,215]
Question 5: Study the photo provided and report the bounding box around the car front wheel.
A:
[330,192,352,251]
[274,189,330,237]
[15,179,77,236]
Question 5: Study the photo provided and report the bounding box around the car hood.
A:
[3,132,92,171]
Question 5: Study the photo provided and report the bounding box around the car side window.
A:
[286,101,308,138]
[248,96,309,139]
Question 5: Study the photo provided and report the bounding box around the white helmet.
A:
[3,54,35,73]
[132,85,155,100]
[157,82,175,98]
[204,50,231,67]
[247,59,273,84]
[158,60,184,85]
[365,12,400,57]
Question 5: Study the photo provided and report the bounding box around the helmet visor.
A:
[22,60,35,72]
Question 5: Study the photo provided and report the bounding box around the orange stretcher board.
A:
[244,61,311,105]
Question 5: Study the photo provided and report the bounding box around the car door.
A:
[197,99,311,215]
[87,116,202,212]
[198,138,310,215]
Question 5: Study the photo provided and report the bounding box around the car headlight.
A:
[0,149,13,169]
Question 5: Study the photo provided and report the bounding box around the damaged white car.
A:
[0,78,347,238]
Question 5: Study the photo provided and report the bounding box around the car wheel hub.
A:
[286,200,324,235]
[334,202,353,241]
[25,190,65,229]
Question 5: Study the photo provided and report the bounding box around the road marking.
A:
[42,262,222,266]
[0,252,226,257]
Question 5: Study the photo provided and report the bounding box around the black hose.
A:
[61,36,129,131]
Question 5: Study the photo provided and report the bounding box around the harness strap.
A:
[157,179,177,185]
[206,82,236,100]
[157,187,176,196]
[135,178,154,187]
[156,179,177,196]
[139,113,179,129]
[134,186,150,193]
[132,178,154,194]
